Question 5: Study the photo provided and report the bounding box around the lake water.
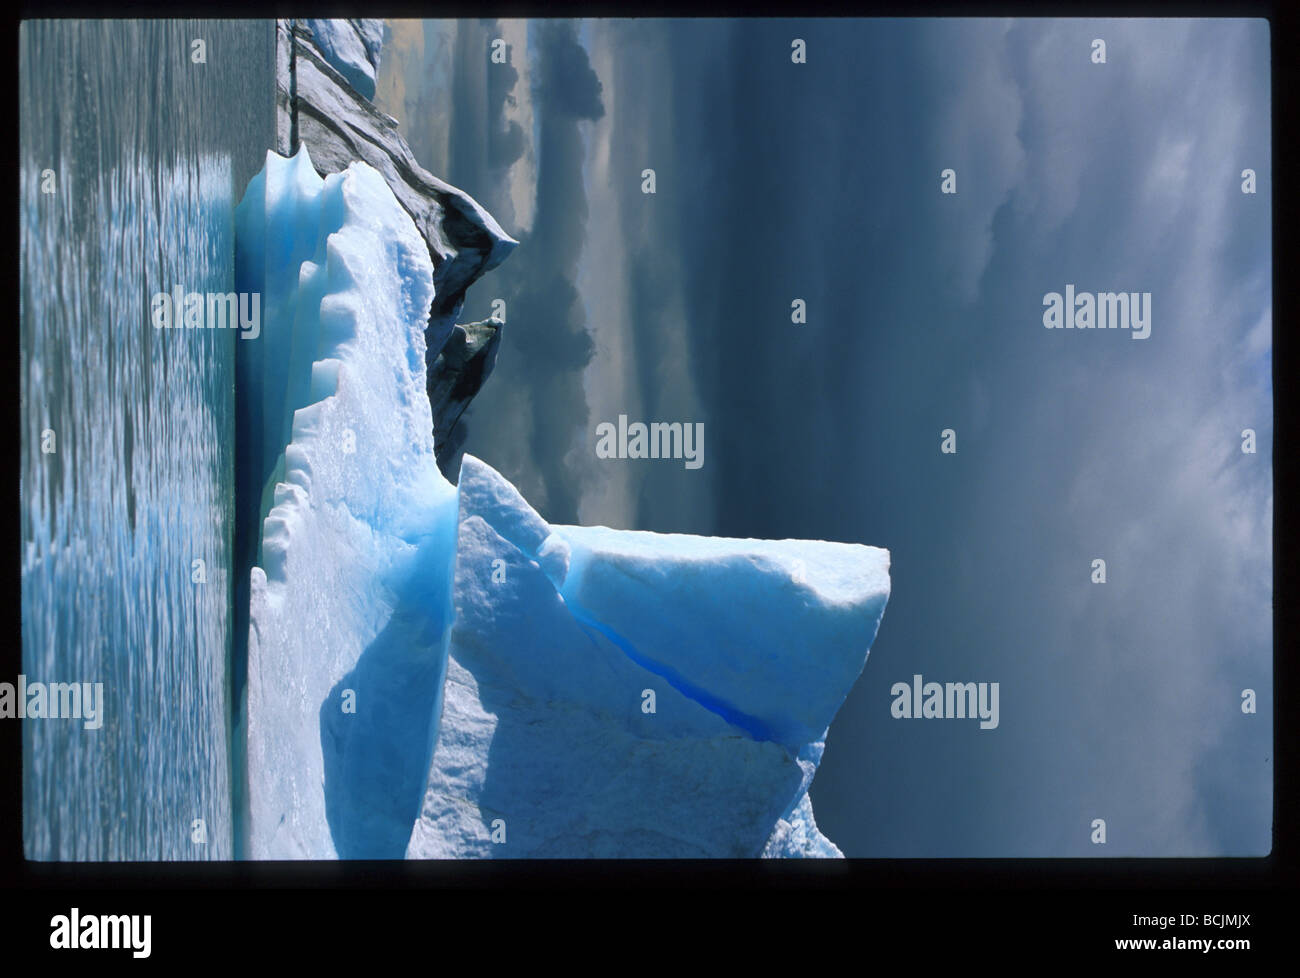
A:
[19,19,275,860]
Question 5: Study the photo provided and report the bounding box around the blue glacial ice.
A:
[304,19,384,102]
[236,147,457,859]
[406,456,890,858]
[235,149,890,859]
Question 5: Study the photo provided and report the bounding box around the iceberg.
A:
[407,456,890,858]
[236,147,457,859]
[236,148,890,860]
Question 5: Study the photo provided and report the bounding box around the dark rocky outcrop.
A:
[430,318,505,477]
[275,19,514,480]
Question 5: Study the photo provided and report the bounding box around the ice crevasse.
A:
[235,149,891,860]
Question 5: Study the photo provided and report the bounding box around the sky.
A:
[375,17,1272,857]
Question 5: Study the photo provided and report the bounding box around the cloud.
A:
[454,20,605,524]
[960,17,1273,855]
[571,19,718,532]
[920,19,1027,302]
[533,20,605,121]
[392,17,1271,855]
